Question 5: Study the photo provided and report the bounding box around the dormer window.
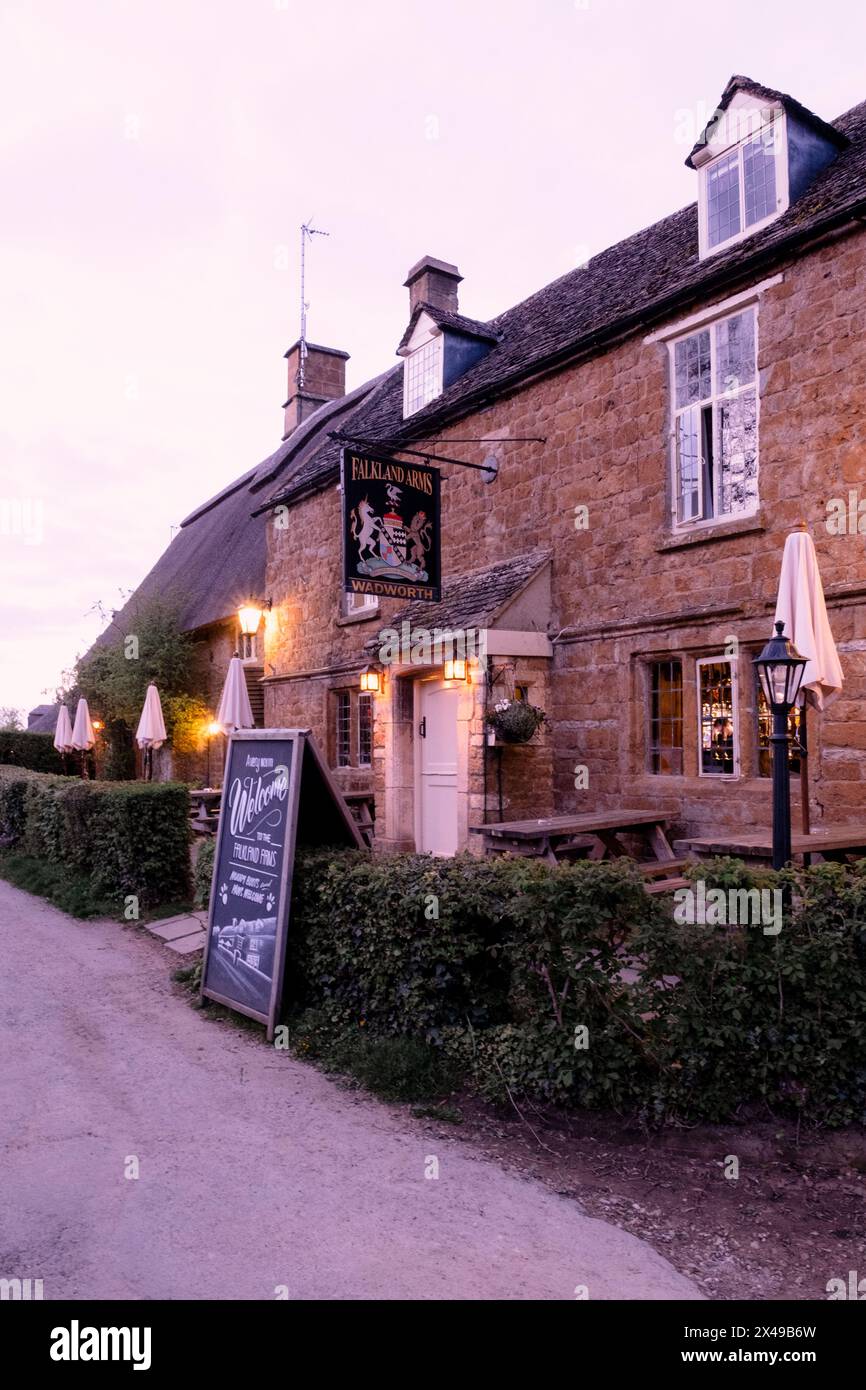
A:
[397,261,498,421]
[689,78,848,263]
[699,111,787,257]
[403,332,444,416]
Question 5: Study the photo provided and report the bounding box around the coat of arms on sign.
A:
[350,483,433,582]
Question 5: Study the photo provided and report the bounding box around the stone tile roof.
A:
[391,93,866,443]
[265,85,866,509]
[396,302,500,354]
[365,549,551,645]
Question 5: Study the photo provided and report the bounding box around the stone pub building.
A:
[254,77,866,854]
[112,75,866,855]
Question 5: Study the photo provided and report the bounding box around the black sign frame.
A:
[199,729,362,1039]
[341,447,441,603]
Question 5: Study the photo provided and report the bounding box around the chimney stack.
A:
[282,341,349,440]
[404,255,462,316]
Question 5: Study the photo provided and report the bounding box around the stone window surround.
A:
[635,641,780,786]
[646,275,783,543]
[337,595,380,626]
[667,303,759,530]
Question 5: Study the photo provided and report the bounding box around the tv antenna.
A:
[298,219,329,392]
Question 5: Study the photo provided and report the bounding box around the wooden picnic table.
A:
[189,788,222,835]
[470,809,684,888]
[676,823,866,867]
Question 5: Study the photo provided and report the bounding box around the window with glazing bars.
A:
[756,678,801,776]
[358,692,373,767]
[404,336,443,416]
[671,305,758,526]
[648,660,683,774]
[705,122,778,252]
[335,691,351,768]
[698,658,737,776]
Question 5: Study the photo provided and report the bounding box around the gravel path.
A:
[0,880,702,1301]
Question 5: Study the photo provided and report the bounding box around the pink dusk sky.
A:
[1,0,864,719]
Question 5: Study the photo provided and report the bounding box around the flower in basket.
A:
[485,697,547,744]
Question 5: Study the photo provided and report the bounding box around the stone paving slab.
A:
[147,915,203,942]
[164,932,205,955]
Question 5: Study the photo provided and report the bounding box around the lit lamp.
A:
[754,620,807,870]
[444,657,468,683]
[92,719,104,733]
[360,664,383,694]
[238,602,263,637]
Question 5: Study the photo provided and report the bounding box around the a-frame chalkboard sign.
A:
[200,729,363,1039]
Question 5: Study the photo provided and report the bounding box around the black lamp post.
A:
[754,621,808,870]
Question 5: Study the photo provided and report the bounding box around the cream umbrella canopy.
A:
[773,528,843,833]
[70,698,96,778]
[53,704,74,755]
[215,656,254,733]
[135,683,167,781]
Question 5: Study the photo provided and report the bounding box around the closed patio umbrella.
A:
[53,704,74,754]
[135,683,167,781]
[70,698,96,778]
[216,656,254,733]
[773,527,843,833]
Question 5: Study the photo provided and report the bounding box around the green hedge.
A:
[274,849,866,1128]
[0,730,66,774]
[0,766,191,910]
[193,837,215,908]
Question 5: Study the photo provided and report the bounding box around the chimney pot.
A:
[404,255,462,316]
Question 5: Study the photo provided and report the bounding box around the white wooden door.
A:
[417,679,460,855]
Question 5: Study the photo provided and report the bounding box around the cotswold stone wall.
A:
[265,225,866,842]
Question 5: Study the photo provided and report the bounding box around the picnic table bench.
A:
[470,809,689,893]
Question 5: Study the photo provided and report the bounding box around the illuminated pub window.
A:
[648,660,683,774]
[358,692,373,767]
[336,691,351,768]
[756,681,801,776]
[697,657,737,776]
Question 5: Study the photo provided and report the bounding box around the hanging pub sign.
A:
[341,447,441,602]
[200,729,363,1039]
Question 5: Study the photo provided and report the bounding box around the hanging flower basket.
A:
[486,697,547,744]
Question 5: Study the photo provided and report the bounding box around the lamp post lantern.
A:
[754,620,808,870]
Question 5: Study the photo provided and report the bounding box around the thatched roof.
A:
[88,378,384,650]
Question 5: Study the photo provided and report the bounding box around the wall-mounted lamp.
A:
[444,657,469,683]
[206,720,223,737]
[92,719,104,733]
[237,598,272,635]
[360,664,384,694]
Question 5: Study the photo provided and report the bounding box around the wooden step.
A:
[644,876,690,895]
[639,859,689,878]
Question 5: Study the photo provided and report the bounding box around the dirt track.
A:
[0,880,701,1301]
